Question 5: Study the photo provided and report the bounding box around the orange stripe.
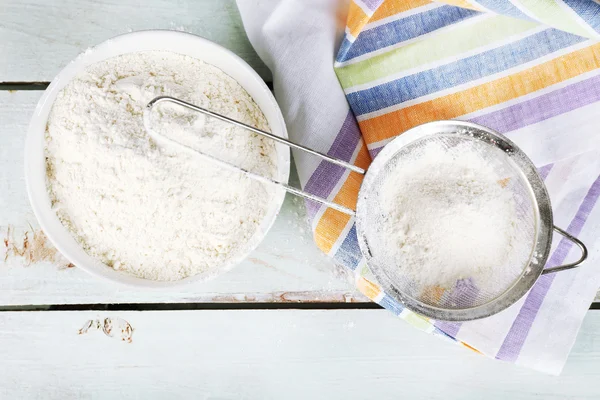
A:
[422,285,445,304]
[436,0,481,11]
[357,277,381,300]
[461,342,483,354]
[332,143,370,208]
[360,43,600,144]
[347,1,372,38]
[314,143,371,253]
[370,0,432,22]
[314,208,352,254]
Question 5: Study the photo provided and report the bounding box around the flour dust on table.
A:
[45,51,278,281]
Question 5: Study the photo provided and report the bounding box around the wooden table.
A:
[1,1,599,398]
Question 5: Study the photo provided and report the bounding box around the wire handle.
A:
[541,226,588,275]
[145,96,361,216]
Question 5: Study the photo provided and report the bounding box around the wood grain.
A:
[1,309,600,399]
[0,0,271,83]
[0,91,365,305]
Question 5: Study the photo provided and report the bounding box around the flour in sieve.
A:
[378,140,530,291]
[45,51,278,281]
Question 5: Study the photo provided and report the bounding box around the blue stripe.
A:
[474,0,534,21]
[434,326,458,340]
[333,223,362,270]
[336,5,478,63]
[379,294,404,315]
[347,28,585,116]
[336,36,354,64]
[562,0,600,32]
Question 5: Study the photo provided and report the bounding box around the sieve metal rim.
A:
[355,121,555,322]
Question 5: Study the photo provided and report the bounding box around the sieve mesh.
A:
[360,133,537,311]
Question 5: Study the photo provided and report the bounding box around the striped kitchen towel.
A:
[237,0,600,374]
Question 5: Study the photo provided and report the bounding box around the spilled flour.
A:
[45,51,278,281]
[378,139,531,294]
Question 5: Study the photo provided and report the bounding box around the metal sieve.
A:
[145,96,587,321]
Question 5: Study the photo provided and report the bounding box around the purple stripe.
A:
[496,174,600,362]
[434,278,480,337]
[537,163,554,181]
[435,320,461,337]
[468,73,600,134]
[369,145,384,159]
[358,0,384,12]
[304,111,364,220]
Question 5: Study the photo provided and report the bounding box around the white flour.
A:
[379,140,529,292]
[46,51,278,281]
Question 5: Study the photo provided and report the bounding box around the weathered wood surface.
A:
[0,1,599,397]
[2,309,600,399]
[0,0,271,83]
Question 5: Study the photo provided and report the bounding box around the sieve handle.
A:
[541,226,588,275]
[147,96,365,174]
[145,96,359,216]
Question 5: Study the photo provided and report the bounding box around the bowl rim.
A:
[24,30,290,288]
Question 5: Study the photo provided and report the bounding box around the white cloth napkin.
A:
[236,0,600,374]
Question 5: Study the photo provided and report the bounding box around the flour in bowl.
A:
[45,51,278,281]
[378,139,531,292]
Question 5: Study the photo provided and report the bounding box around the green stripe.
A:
[335,15,538,89]
[515,0,592,39]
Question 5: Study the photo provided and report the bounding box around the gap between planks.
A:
[0,82,50,90]
[0,81,274,91]
[0,302,598,312]
[0,302,383,312]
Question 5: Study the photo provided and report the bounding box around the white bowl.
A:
[24,30,290,288]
